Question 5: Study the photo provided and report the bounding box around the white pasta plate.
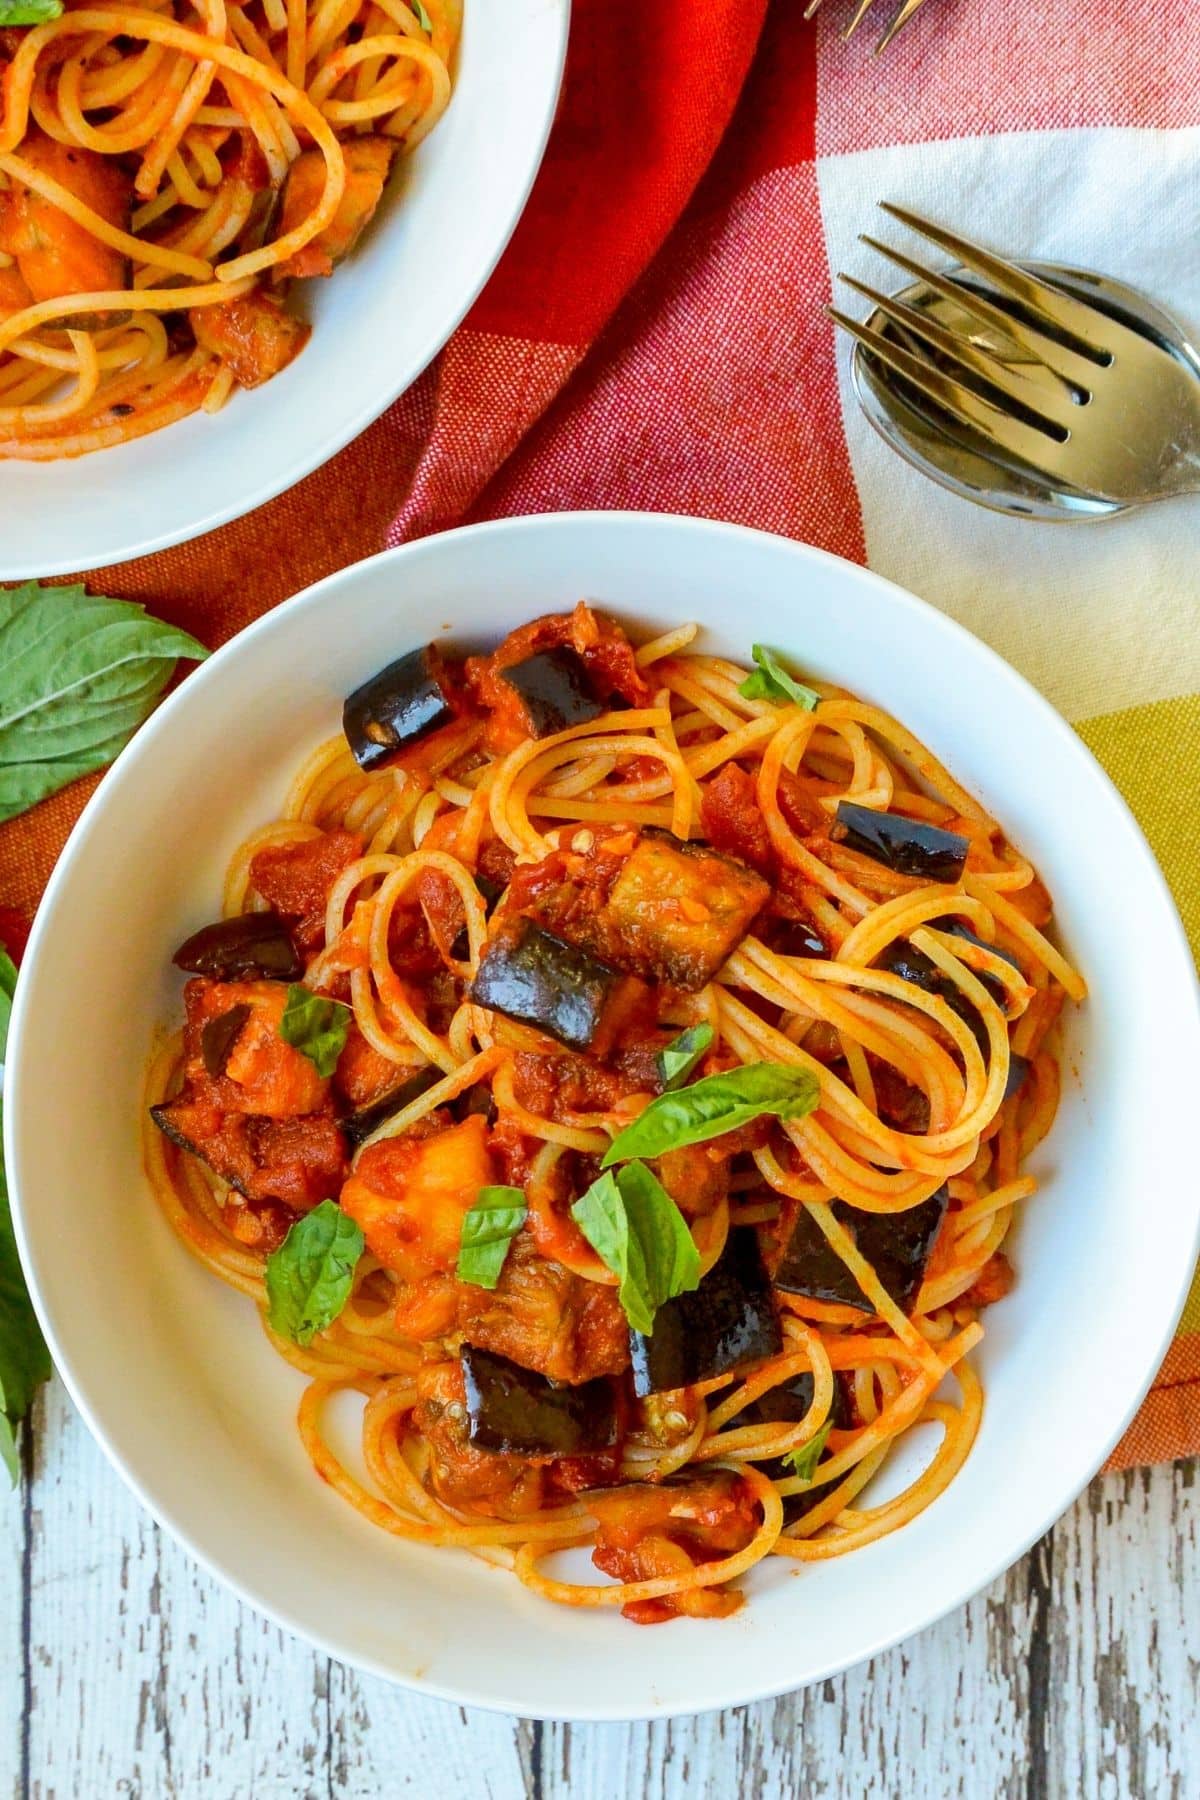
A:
[6,512,1199,1718]
[0,1,569,579]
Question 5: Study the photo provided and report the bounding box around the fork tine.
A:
[829,307,1066,469]
[836,274,1075,424]
[859,233,1100,386]
[874,0,933,52]
[842,0,877,38]
[879,204,1115,360]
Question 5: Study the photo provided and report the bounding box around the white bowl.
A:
[0,3,569,579]
[7,513,1199,1719]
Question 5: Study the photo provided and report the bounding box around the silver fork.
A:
[831,205,1200,507]
[806,0,936,55]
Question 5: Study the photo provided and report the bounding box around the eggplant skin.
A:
[343,645,457,772]
[833,803,969,884]
[341,1067,442,1150]
[500,646,605,738]
[461,1345,621,1456]
[173,911,302,981]
[727,1368,853,1525]
[468,919,622,1054]
[200,1003,252,1079]
[774,1189,948,1317]
[148,1101,252,1199]
[629,1227,782,1398]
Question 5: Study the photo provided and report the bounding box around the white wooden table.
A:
[3,1379,1196,1799]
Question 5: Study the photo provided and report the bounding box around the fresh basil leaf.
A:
[279,984,351,1078]
[602,1064,820,1166]
[657,1022,713,1091]
[411,0,432,29]
[0,0,63,24]
[738,645,820,711]
[570,1160,701,1335]
[0,1102,51,1488]
[265,1200,363,1346]
[457,1186,527,1289]
[0,581,207,825]
[782,1419,831,1484]
[0,948,16,1064]
[0,1407,16,1488]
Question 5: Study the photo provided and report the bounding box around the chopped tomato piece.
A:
[0,262,32,323]
[588,1472,759,1623]
[413,1361,544,1518]
[274,137,394,281]
[964,1250,1015,1309]
[0,129,132,304]
[190,289,310,389]
[455,1230,629,1384]
[152,1093,346,1213]
[511,1049,649,1120]
[183,978,331,1117]
[466,604,651,752]
[340,1115,495,1284]
[700,763,774,875]
[248,828,363,953]
[333,1024,405,1109]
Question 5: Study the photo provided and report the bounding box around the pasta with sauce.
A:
[145,605,1084,1622]
[0,0,457,457]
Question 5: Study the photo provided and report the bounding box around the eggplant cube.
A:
[774,1190,948,1317]
[597,830,769,992]
[833,803,969,884]
[173,911,302,981]
[343,645,456,772]
[499,647,605,738]
[468,919,624,1054]
[461,1345,620,1456]
[629,1227,781,1397]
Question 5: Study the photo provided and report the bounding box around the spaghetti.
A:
[0,0,458,457]
[145,606,1083,1622]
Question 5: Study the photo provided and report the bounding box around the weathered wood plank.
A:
[1047,1460,1200,1800]
[0,1412,32,1800]
[22,1378,330,1800]
[10,1373,1199,1800]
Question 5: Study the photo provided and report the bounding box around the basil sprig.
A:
[457,1186,527,1290]
[0,580,207,825]
[0,947,15,1064]
[738,644,820,711]
[656,1022,713,1091]
[279,984,352,1078]
[602,1064,820,1167]
[782,1419,831,1485]
[265,1201,364,1346]
[571,1161,701,1336]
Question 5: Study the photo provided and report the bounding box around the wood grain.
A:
[2,1377,1196,1800]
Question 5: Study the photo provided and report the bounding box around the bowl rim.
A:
[0,5,571,581]
[7,511,1200,1719]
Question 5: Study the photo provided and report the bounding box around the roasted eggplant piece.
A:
[774,1189,948,1316]
[461,1345,621,1456]
[200,1003,252,1078]
[173,911,302,981]
[343,644,458,772]
[468,918,626,1054]
[498,646,605,738]
[628,1227,782,1398]
[874,937,1008,1057]
[934,916,1021,972]
[832,803,969,885]
[340,1067,441,1151]
[590,829,770,992]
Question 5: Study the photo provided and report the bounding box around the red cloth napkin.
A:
[1,0,1195,1471]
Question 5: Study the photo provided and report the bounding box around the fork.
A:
[806,0,936,55]
[830,205,1200,507]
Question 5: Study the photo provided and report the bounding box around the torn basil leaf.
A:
[602,1063,820,1166]
[738,645,820,711]
[457,1186,527,1290]
[657,1022,714,1092]
[570,1160,701,1335]
[265,1200,363,1346]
